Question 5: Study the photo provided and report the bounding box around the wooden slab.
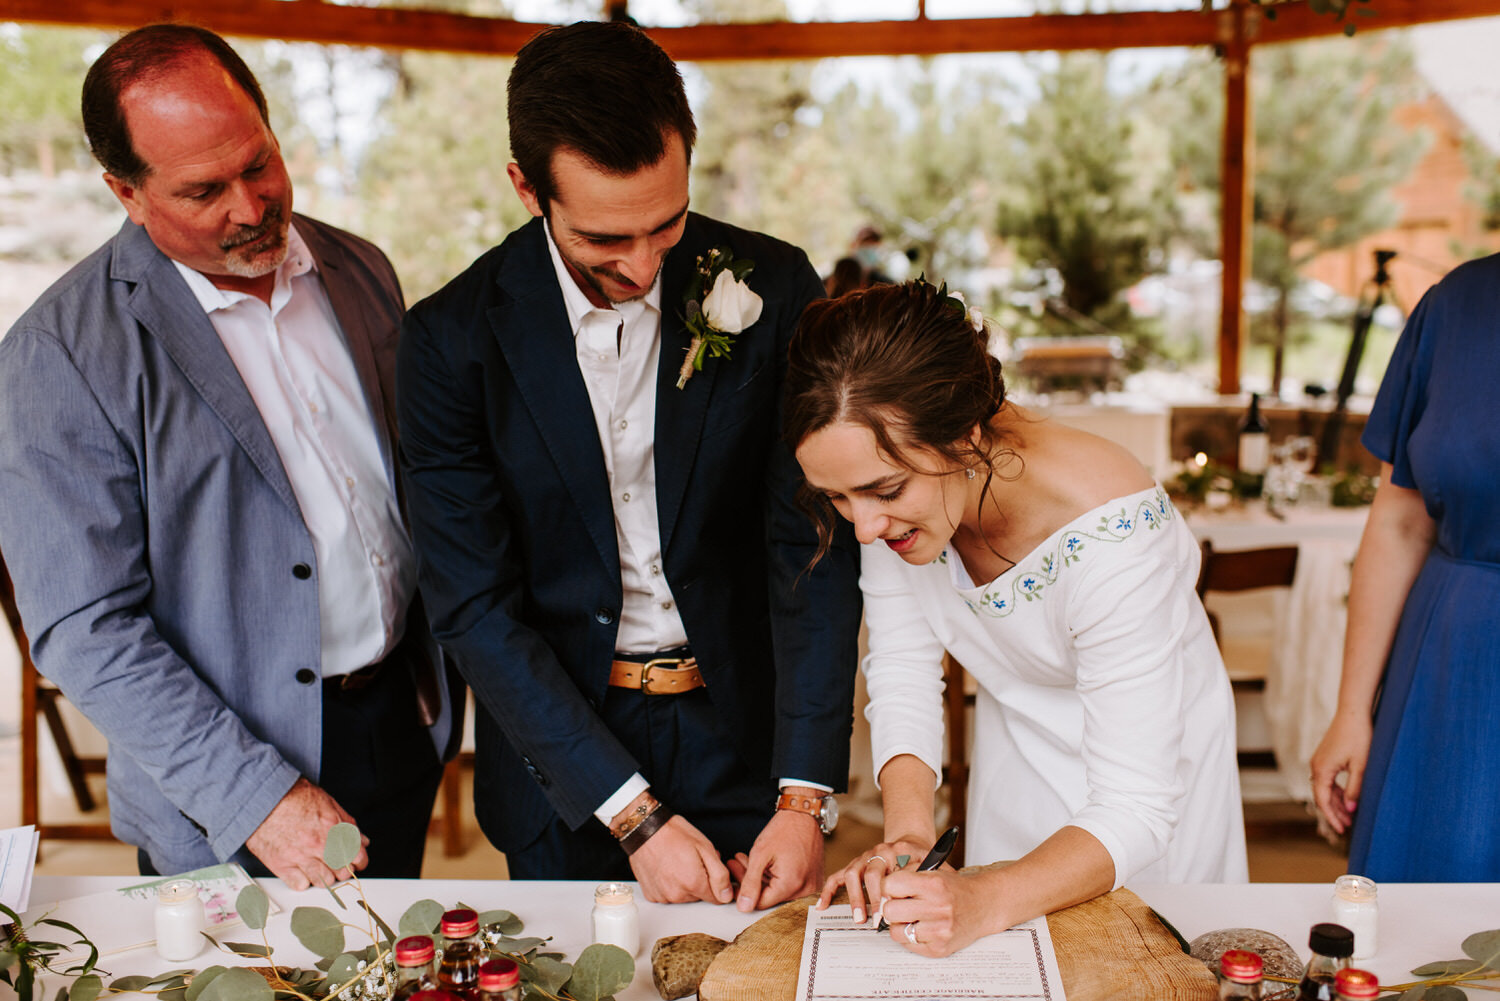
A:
[697,880,1216,1001]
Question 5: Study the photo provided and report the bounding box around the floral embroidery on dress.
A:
[962,488,1174,619]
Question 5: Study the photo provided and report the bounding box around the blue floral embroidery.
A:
[965,488,1175,619]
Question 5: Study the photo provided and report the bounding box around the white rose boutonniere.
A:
[677,247,762,389]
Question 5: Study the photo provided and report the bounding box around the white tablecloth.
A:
[1187,505,1369,802]
[13,877,1500,999]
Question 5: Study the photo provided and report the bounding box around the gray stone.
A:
[651,932,730,1000]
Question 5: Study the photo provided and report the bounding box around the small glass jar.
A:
[154,878,206,963]
[437,908,484,995]
[591,882,640,957]
[477,957,524,1000]
[1218,949,1264,1000]
[1331,875,1378,960]
[392,934,439,999]
[1333,967,1380,1000]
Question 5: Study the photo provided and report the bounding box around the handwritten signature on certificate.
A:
[795,906,1068,1000]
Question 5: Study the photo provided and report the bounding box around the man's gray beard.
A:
[221,213,289,279]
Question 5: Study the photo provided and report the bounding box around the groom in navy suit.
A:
[398,21,861,909]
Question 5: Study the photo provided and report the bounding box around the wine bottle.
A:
[1238,393,1270,475]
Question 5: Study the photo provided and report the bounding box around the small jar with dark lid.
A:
[437,908,484,995]
[1333,968,1379,1001]
[1297,923,1354,1000]
[1218,950,1263,1000]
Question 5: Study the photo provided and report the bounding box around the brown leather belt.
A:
[327,660,383,692]
[608,656,704,695]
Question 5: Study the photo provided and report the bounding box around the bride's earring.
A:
[965,468,976,480]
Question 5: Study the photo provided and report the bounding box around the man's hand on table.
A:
[729,807,823,912]
[627,815,735,905]
[246,777,370,890]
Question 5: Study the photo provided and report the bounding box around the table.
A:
[1186,503,1369,802]
[14,878,1500,999]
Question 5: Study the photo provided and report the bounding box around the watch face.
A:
[820,795,839,834]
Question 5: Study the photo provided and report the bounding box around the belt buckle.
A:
[639,657,685,695]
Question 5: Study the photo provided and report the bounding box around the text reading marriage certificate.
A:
[795,905,1068,1000]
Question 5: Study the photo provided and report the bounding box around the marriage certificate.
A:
[795,905,1068,1000]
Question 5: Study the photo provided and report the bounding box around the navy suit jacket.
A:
[398,214,862,851]
[0,216,455,874]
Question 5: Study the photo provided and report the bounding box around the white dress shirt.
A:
[542,224,826,826]
[173,223,415,678]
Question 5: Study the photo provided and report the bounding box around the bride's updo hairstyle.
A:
[784,280,1008,561]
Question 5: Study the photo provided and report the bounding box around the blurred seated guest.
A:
[851,225,893,285]
[786,281,1246,958]
[825,256,865,298]
[1311,254,1500,881]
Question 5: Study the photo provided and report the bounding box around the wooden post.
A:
[1217,0,1256,396]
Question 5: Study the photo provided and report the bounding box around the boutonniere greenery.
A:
[676,247,763,390]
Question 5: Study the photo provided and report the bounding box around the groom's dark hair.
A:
[507,20,696,212]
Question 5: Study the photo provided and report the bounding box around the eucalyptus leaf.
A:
[237,883,272,931]
[323,823,363,871]
[564,943,634,1001]
[357,898,398,943]
[1412,959,1486,976]
[479,909,524,935]
[223,941,274,958]
[399,899,446,936]
[67,973,103,1001]
[1463,929,1500,969]
[184,965,229,1001]
[160,985,188,1001]
[1397,988,1427,1001]
[526,954,573,994]
[499,936,549,954]
[325,951,366,989]
[108,975,153,991]
[144,972,193,988]
[1423,987,1471,1001]
[290,906,345,958]
[198,966,274,1001]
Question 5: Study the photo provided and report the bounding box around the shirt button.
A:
[650,564,661,576]
[661,601,673,611]
[622,492,631,503]
[371,553,385,567]
[308,402,319,415]
[292,563,312,579]
[345,476,355,489]
[619,420,628,431]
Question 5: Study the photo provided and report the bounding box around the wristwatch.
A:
[776,790,839,835]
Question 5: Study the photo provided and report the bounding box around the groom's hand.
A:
[627,815,735,904]
[732,808,823,911]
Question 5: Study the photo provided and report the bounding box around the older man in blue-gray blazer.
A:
[0,25,453,887]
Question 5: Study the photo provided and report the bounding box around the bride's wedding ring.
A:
[863,854,888,869]
[904,921,920,945]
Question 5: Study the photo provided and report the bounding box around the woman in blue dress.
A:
[1310,254,1500,881]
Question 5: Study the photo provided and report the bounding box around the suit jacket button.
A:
[292,563,312,580]
[594,607,615,625]
[295,668,317,685]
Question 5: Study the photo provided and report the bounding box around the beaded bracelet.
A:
[620,803,676,856]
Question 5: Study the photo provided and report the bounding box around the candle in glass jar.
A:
[154,878,206,963]
[591,882,640,957]
[1331,875,1377,959]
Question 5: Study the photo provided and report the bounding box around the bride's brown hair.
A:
[784,280,1009,563]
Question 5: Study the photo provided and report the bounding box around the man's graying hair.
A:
[82,23,269,187]
[507,20,697,211]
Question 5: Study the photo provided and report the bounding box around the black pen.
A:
[875,826,959,932]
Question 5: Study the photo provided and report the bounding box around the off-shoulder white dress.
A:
[861,486,1248,885]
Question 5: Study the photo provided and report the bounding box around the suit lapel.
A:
[655,218,719,555]
[489,220,620,579]
[112,222,301,516]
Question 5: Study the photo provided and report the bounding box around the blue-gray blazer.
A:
[0,216,453,874]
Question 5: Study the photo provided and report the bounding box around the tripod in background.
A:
[1316,248,1398,471]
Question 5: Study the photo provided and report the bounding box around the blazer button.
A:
[594,607,615,625]
[295,668,317,685]
[292,563,312,580]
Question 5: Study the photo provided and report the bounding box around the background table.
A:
[1187,503,1369,802]
[14,878,1500,1000]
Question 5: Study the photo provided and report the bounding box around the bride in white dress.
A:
[784,281,1247,958]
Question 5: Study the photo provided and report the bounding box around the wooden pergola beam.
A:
[6,0,1500,59]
